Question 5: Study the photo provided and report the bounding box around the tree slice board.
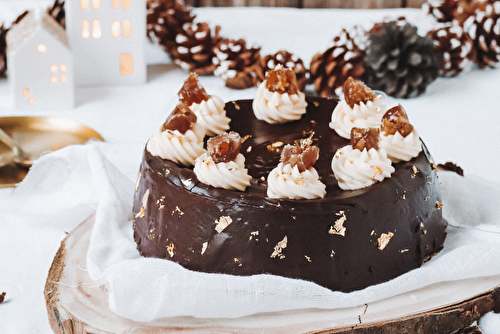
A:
[44,214,500,333]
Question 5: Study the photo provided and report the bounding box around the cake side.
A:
[133,97,447,292]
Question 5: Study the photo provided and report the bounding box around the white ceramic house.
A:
[66,0,146,86]
[7,12,75,110]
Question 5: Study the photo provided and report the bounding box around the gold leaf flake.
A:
[377,232,394,250]
[156,196,165,210]
[135,189,150,218]
[310,120,317,125]
[246,146,252,153]
[271,236,288,259]
[249,231,259,241]
[329,211,347,237]
[305,255,312,262]
[234,258,242,266]
[400,248,409,253]
[411,166,419,179]
[201,242,208,255]
[149,227,155,239]
[313,101,319,107]
[232,101,240,110]
[172,206,184,216]
[436,201,442,210]
[167,243,175,257]
[215,216,233,233]
[260,176,266,182]
[164,169,171,175]
[330,250,335,257]
[182,178,192,187]
[271,141,284,148]
[242,134,251,142]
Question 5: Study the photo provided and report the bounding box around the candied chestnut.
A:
[351,127,380,151]
[343,77,376,109]
[265,65,299,95]
[178,73,210,105]
[381,104,414,137]
[208,132,242,163]
[161,102,197,134]
[280,137,319,172]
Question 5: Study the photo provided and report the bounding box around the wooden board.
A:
[44,214,500,333]
[182,0,427,8]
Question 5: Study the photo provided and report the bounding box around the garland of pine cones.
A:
[1,0,499,100]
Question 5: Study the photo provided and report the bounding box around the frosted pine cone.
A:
[46,0,66,28]
[212,38,261,89]
[454,0,489,26]
[310,29,365,97]
[146,0,195,53]
[427,23,475,76]
[462,2,500,68]
[170,22,221,74]
[365,21,439,98]
[422,0,459,22]
[0,23,7,76]
[255,50,308,91]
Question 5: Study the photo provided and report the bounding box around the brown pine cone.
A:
[146,0,195,53]
[422,0,459,22]
[170,22,221,75]
[310,29,365,98]
[0,23,7,77]
[462,3,500,68]
[212,38,261,89]
[427,23,475,76]
[46,0,66,28]
[255,50,307,91]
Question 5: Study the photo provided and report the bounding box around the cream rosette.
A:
[332,146,395,190]
[147,123,206,167]
[380,130,422,163]
[329,96,386,139]
[252,81,308,124]
[189,95,230,136]
[194,153,251,191]
[267,162,326,199]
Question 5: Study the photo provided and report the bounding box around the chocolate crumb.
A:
[0,292,5,303]
[437,162,464,176]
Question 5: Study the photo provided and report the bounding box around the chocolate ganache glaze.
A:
[133,96,447,292]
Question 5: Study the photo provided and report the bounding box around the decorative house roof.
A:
[7,11,70,54]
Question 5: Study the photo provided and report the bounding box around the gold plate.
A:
[0,116,104,188]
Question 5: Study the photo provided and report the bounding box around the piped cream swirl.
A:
[252,81,307,124]
[189,95,230,136]
[330,96,386,139]
[380,130,422,163]
[267,163,326,199]
[332,146,395,190]
[147,123,206,166]
[194,153,251,191]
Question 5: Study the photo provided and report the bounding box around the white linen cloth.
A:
[3,141,500,321]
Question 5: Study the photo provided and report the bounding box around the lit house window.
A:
[120,53,134,76]
[111,19,132,38]
[92,19,102,39]
[37,44,47,53]
[111,20,120,38]
[112,0,131,9]
[122,19,132,37]
[81,19,90,39]
[80,0,89,10]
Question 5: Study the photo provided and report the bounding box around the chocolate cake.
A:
[132,95,447,293]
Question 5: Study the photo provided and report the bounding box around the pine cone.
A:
[46,0,66,28]
[422,0,459,22]
[146,0,195,53]
[462,3,500,68]
[0,23,7,77]
[364,21,439,98]
[255,50,307,91]
[427,23,475,76]
[310,29,365,98]
[456,325,482,334]
[212,38,261,89]
[170,22,221,74]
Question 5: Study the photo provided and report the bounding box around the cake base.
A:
[45,213,500,333]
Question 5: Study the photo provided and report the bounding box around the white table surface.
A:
[0,2,499,333]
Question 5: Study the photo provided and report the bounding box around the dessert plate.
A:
[0,116,104,188]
